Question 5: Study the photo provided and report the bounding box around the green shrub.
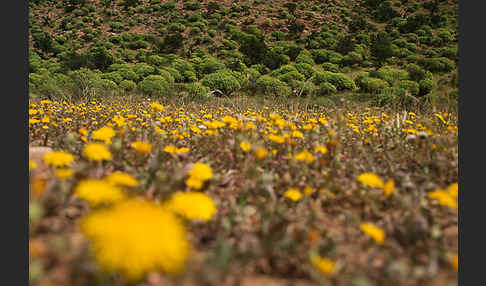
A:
[295,49,315,65]
[68,68,101,99]
[101,72,123,84]
[164,67,184,83]
[312,71,356,91]
[119,80,137,92]
[185,82,209,97]
[406,63,432,82]
[254,75,291,97]
[418,57,454,73]
[95,79,118,94]
[133,63,156,77]
[137,75,170,96]
[201,70,241,95]
[293,63,316,79]
[418,79,436,96]
[277,71,306,88]
[199,56,225,75]
[369,66,408,85]
[263,46,290,70]
[356,76,390,94]
[146,55,168,66]
[322,62,340,73]
[315,82,337,96]
[397,80,420,96]
[171,59,197,82]
[440,46,458,61]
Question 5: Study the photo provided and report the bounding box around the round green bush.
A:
[277,71,306,88]
[369,66,409,85]
[312,71,356,91]
[101,72,123,84]
[137,75,170,96]
[398,80,420,96]
[185,82,209,97]
[254,75,291,97]
[356,77,390,94]
[418,79,436,96]
[406,63,432,82]
[293,63,315,79]
[315,82,337,96]
[418,57,455,73]
[201,71,241,95]
[119,80,137,92]
[322,62,340,73]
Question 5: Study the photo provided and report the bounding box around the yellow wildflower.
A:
[83,143,112,161]
[240,141,252,152]
[55,168,74,179]
[74,179,126,207]
[448,253,458,271]
[310,253,336,277]
[165,192,217,221]
[448,182,458,198]
[268,134,285,144]
[254,147,268,160]
[43,151,75,167]
[314,146,328,154]
[360,223,385,244]
[92,127,116,144]
[428,189,457,209]
[383,179,394,197]
[150,102,165,111]
[304,186,315,195]
[284,188,303,202]
[357,173,384,189]
[29,161,37,170]
[188,163,213,182]
[106,171,138,187]
[80,199,190,281]
[131,141,152,154]
[294,150,315,163]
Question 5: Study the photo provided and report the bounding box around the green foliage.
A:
[119,80,137,92]
[369,66,408,86]
[101,72,123,84]
[355,74,390,94]
[68,68,102,99]
[201,70,241,95]
[419,79,436,96]
[315,82,338,96]
[397,80,420,96]
[418,57,455,73]
[184,82,209,97]
[295,50,315,65]
[254,75,291,97]
[137,75,170,96]
[406,63,432,82]
[312,71,356,91]
[370,32,394,67]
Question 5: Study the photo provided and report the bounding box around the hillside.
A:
[29,0,458,105]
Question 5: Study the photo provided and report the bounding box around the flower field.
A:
[29,96,458,286]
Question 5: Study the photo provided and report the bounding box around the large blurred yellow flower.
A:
[92,127,116,144]
[74,179,126,207]
[360,223,385,244]
[268,134,285,144]
[310,253,336,277]
[357,173,384,189]
[254,147,268,159]
[284,188,302,202]
[131,141,152,154]
[240,141,252,152]
[294,150,315,163]
[55,168,74,179]
[165,192,217,221]
[106,171,138,187]
[80,199,190,281]
[83,143,112,161]
[187,163,213,181]
[428,189,457,209]
[43,151,75,167]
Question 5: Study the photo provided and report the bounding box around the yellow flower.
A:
[80,199,190,281]
[55,168,74,179]
[268,134,285,144]
[164,145,190,154]
[294,150,315,163]
[448,182,458,198]
[79,127,88,136]
[360,223,385,244]
[165,192,217,221]
[188,163,213,182]
[29,161,37,170]
[254,147,268,159]
[304,186,315,195]
[314,146,328,154]
[284,188,303,202]
[92,127,116,144]
[448,253,458,271]
[310,253,336,277]
[43,151,75,167]
[74,179,126,207]
[383,179,394,197]
[83,143,112,161]
[185,177,204,190]
[150,102,165,111]
[428,189,457,209]
[106,171,138,187]
[357,173,384,189]
[131,141,152,154]
[240,141,252,152]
